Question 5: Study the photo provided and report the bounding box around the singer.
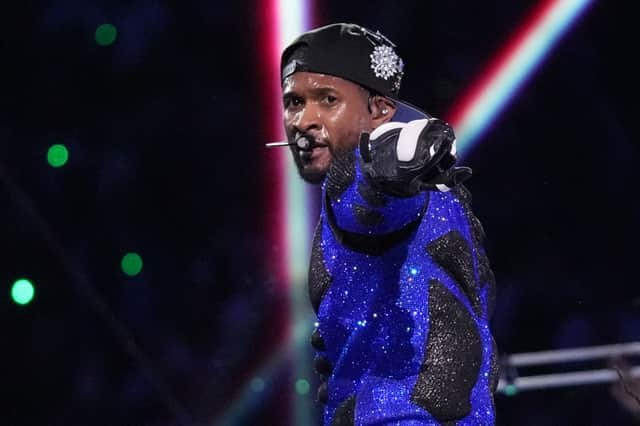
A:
[279,23,498,425]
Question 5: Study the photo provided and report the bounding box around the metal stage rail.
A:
[496,342,640,393]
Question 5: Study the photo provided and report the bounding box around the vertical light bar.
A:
[447,0,594,157]
[279,0,311,287]
[218,1,316,424]
[276,1,316,426]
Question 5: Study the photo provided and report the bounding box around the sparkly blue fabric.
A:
[312,148,496,425]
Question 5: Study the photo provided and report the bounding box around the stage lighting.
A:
[295,378,310,395]
[95,24,117,46]
[250,377,265,393]
[504,383,518,396]
[121,252,143,277]
[47,144,68,168]
[11,278,35,305]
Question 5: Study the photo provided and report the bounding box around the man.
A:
[280,23,498,425]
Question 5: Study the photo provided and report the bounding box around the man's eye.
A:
[285,97,303,108]
[323,95,337,104]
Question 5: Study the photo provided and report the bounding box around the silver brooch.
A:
[369,45,404,81]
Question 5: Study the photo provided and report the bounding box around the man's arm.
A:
[322,118,469,240]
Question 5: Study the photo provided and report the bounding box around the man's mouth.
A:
[295,135,325,149]
[299,143,327,163]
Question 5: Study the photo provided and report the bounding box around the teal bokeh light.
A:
[504,383,518,397]
[250,377,265,393]
[95,24,117,46]
[295,378,310,395]
[47,144,69,168]
[121,252,143,276]
[11,279,35,305]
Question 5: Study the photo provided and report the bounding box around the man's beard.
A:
[289,145,327,185]
[289,144,354,185]
[298,167,326,184]
[289,144,326,184]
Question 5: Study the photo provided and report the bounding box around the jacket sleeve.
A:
[322,146,428,240]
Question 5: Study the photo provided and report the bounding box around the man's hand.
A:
[359,118,472,197]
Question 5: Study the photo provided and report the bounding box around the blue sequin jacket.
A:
[309,146,498,426]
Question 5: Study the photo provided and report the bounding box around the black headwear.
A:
[280,23,429,122]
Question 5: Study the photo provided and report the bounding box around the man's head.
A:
[280,23,418,184]
[282,72,396,183]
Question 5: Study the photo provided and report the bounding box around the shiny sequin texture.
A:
[311,146,497,425]
[426,231,482,316]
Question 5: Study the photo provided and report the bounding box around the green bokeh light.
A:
[504,384,518,397]
[11,279,35,305]
[47,144,69,168]
[250,377,265,393]
[121,252,143,276]
[95,23,117,46]
[295,378,310,395]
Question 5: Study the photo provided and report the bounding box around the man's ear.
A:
[370,96,397,129]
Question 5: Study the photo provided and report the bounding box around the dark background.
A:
[1,1,638,425]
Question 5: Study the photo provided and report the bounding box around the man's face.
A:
[282,72,372,184]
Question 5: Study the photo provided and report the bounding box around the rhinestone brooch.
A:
[369,45,404,81]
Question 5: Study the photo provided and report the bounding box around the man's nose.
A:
[293,103,322,133]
